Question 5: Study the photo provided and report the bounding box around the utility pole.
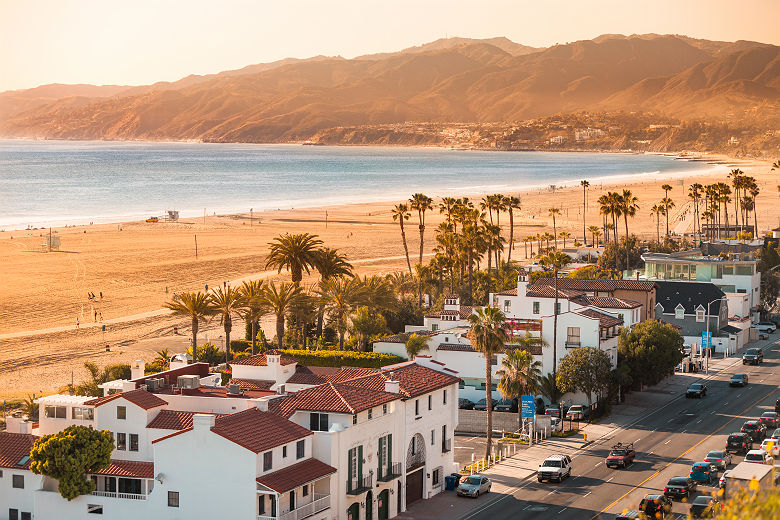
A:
[203,208,206,226]
[195,235,198,259]
[250,208,253,227]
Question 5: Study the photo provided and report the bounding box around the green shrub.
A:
[279,349,404,368]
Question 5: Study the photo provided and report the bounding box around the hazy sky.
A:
[2,0,778,92]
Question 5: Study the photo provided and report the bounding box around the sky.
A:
[1,0,779,92]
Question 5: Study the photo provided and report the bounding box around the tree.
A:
[587,225,601,247]
[650,204,665,244]
[661,183,673,236]
[559,231,571,249]
[506,196,522,263]
[538,372,561,405]
[597,235,643,273]
[549,208,561,248]
[539,251,572,382]
[618,320,684,388]
[467,306,512,459]
[392,203,413,274]
[314,248,353,279]
[568,265,611,279]
[64,362,131,396]
[556,347,612,407]
[496,345,542,431]
[409,193,434,265]
[265,233,323,284]
[238,280,266,355]
[580,180,590,245]
[704,489,780,520]
[260,281,303,350]
[349,306,389,352]
[405,332,430,359]
[164,291,215,363]
[619,190,639,271]
[209,285,242,365]
[30,425,114,500]
[316,276,366,348]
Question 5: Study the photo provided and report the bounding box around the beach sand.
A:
[0,153,774,399]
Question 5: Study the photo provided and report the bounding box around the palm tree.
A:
[467,306,512,460]
[316,276,366,349]
[542,232,554,252]
[747,181,760,237]
[209,285,242,365]
[538,372,561,406]
[650,205,664,244]
[661,184,673,236]
[598,194,611,243]
[538,251,572,383]
[314,248,353,279]
[392,203,413,274]
[688,184,703,244]
[506,196,522,263]
[409,193,434,265]
[265,233,323,284]
[164,291,215,363]
[587,225,601,247]
[496,343,542,431]
[559,231,571,249]
[238,280,266,355]
[619,190,639,270]
[580,180,590,245]
[405,333,430,359]
[260,281,303,350]
[548,208,561,248]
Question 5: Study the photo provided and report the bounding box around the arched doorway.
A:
[405,433,426,507]
[347,502,359,520]
[366,490,373,520]
[378,489,389,520]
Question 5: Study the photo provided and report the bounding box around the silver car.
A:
[703,450,731,470]
[456,474,491,498]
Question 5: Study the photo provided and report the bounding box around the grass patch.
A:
[552,429,580,438]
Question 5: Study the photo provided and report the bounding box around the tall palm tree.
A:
[619,190,639,270]
[650,205,664,244]
[688,183,703,244]
[559,231,571,249]
[260,281,303,350]
[542,232,554,252]
[467,306,512,460]
[392,203,413,274]
[409,193,434,265]
[164,291,215,363]
[538,251,572,383]
[265,233,323,284]
[506,196,522,263]
[548,208,561,249]
[209,285,242,365]
[587,225,601,247]
[598,194,611,244]
[661,184,673,236]
[496,344,542,431]
[314,248,353,280]
[238,280,266,355]
[580,180,590,245]
[316,276,366,349]
[747,180,759,238]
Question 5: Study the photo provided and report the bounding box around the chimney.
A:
[130,360,145,380]
[5,417,32,434]
[192,414,216,431]
[121,381,137,392]
[385,380,400,394]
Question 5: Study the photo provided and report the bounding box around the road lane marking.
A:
[681,429,687,433]
[607,476,614,482]
[523,504,531,510]
[667,418,675,423]
[696,419,702,423]
[635,438,642,442]
[664,440,671,444]
[594,462,601,467]
[584,491,592,497]
[559,508,568,514]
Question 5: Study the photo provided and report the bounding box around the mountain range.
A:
[1,34,777,143]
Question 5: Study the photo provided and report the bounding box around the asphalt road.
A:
[456,341,780,520]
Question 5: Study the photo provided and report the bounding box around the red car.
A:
[606,442,636,468]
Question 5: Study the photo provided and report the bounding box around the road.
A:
[457,342,780,520]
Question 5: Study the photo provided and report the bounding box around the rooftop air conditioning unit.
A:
[146,379,159,391]
[277,384,285,395]
[177,375,200,390]
[227,384,242,395]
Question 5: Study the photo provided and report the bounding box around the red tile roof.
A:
[533,278,657,292]
[211,408,311,453]
[576,309,624,328]
[437,343,543,356]
[286,366,340,385]
[526,286,585,299]
[93,459,154,479]
[281,381,399,415]
[230,352,298,367]
[326,367,383,384]
[84,389,167,410]
[132,362,210,386]
[425,305,474,319]
[0,432,37,469]
[230,378,274,392]
[496,288,518,296]
[256,458,336,493]
[147,410,228,430]
[572,296,642,309]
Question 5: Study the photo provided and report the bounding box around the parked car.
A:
[689,495,721,519]
[537,454,572,483]
[605,442,636,468]
[639,494,673,518]
[725,432,753,453]
[758,331,770,340]
[689,462,718,485]
[759,438,779,457]
[614,511,642,520]
[686,383,707,398]
[494,398,518,413]
[755,322,776,333]
[769,427,780,441]
[456,475,491,498]
[664,477,697,499]
[544,406,562,418]
[473,398,497,411]
[759,411,778,429]
[718,470,731,490]
[742,348,764,365]
[703,449,732,470]
[741,420,767,441]
[566,404,589,421]
[458,398,475,410]
[744,449,771,464]
[729,373,749,387]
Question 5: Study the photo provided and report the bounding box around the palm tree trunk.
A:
[624,215,630,272]
[251,322,258,355]
[665,208,670,237]
[191,317,198,364]
[485,356,493,460]
[753,204,758,238]
[276,314,284,350]
[418,223,425,265]
[468,250,474,305]
[507,210,514,263]
[224,318,232,365]
[400,222,413,274]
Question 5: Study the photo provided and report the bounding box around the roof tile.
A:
[85,389,167,410]
[257,458,336,493]
[211,408,311,453]
[230,352,298,367]
[147,410,228,430]
[93,459,154,479]
[0,432,37,469]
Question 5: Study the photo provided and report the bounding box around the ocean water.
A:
[0,140,714,230]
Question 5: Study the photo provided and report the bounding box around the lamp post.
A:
[705,296,728,374]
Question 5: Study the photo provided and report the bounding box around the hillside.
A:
[1,34,777,143]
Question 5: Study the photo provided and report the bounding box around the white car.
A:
[537,454,572,483]
[759,439,779,457]
[753,323,776,333]
[744,449,771,464]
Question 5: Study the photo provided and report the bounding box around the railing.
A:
[377,462,402,482]
[442,438,452,453]
[259,494,330,520]
[91,490,147,500]
[346,474,373,495]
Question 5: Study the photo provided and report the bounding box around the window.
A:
[566,327,580,346]
[12,474,24,488]
[117,406,126,420]
[443,390,447,405]
[309,413,328,431]
[302,484,309,497]
[44,405,66,419]
[533,302,540,314]
[129,434,138,452]
[415,400,420,416]
[411,436,417,456]
[431,323,438,331]
[259,495,266,515]
[696,308,705,322]
[296,440,305,459]
[352,414,357,425]
[263,451,273,471]
[72,407,94,420]
[431,429,435,446]
[118,478,141,495]
[368,408,373,420]
[168,491,179,507]
[428,395,432,410]
[282,446,287,458]
[383,403,388,415]
[675,304,685,320]
[503,300,511,312]
[555,302,561,315]
[9,509,17,520]
[21,514,30,520]
[433,468,441,486]
[116,433,126,451]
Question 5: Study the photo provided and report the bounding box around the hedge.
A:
[279,349,404,369]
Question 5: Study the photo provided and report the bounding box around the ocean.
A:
[0,140,714,230]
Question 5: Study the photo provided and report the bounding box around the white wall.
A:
[0,470,41,520]
[95,400,155,462]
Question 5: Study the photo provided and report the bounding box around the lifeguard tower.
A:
[163,210,179,222]
[41,233,61,252]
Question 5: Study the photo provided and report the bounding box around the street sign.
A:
[521,395,534,418]
[701,331,711,349]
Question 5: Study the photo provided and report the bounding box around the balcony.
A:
[346,474,373,495]
[377,462,402,482]
[441,439,452,453]
[258,494,330,520]
[91,491,147,500]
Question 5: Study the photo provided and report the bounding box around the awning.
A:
[256,458,336,493]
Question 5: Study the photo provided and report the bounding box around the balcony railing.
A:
[257,494,330,520]
[377,462,402,482]
[441,438,452,453]
[91,490,147,500]
[346,474,373,495]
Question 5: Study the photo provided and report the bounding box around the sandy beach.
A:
[0,153,774,399]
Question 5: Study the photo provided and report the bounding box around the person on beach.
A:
[100,292,103,299]
[76,318,79,329]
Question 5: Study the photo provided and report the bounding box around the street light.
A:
[704,296,728,374]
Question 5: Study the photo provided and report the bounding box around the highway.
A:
[456,341,780,520]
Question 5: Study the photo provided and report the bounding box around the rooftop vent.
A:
[177,375,200,390]
[227,384,242,395]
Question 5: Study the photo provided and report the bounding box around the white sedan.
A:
[760,439,779,457]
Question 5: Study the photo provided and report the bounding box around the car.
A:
[686,383,707,398]
[689,495,721,518]
[458,398,475,410]
[759,331,770,340]
[742,348,763,365]
[689,462,718,485]
[770,427,780,441]
[703,449,732,470]
[566,404,589,421]
[741,420,767,441]
[494,398,517,413]
[473,398,497,411]
[744,449,771,464]
[614,511,642,520]
[456,474,491,498]
[639,494,673,518]
[537,454,572,483]
[729,373,749,387]
[759,411,778,429]
[544,406,562,418]
[776,399,780,415]
[606,442,636,468]
[755,322,776,333]
[759,438,779,457]
[664,476,697,499]
[725,432,753,453]
[718,470,731,489]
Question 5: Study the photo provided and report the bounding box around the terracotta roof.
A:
[325,367,382,384]
[0,432,37,469]
[286,366,340,385]
[281,381,398,415]
[93,460,154,479]
[526,286,585,299]
[84,389,167,410]
[257,458,336,493]
[576,309,624,328]
[571,295,642,309]
[147,410,228,430]
[375,330,435,344]
[131,362,210,386]
[211,408,311,453]
[533,278,657,292]
[437,343,542,356]
[230,378,274,392]
[425,305,474,319]
[496,288,518,296]
[342,363,461,399]
[230,352,298,367]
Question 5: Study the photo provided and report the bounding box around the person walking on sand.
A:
[100,292,103,299]
[99,312,103,321]
[76,318,80,329]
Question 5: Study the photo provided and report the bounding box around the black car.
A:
[686,383,707,398]
[639,494,673,518]
[614,511,642,520]
[664,476,697,500]
[473,398,497,411]
[775,399,780,415]
[729,373,748,387]
[689,495,720,518]
[725,432,752,454]
[760,412,778,430]
[544,406,562,418]
[494,398,518,413]
[742,348,763,365]
[741,420,767,441]
[458,398,475,410]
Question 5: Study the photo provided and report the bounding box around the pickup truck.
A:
[537,454,572,483]
[605,442,636,468]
